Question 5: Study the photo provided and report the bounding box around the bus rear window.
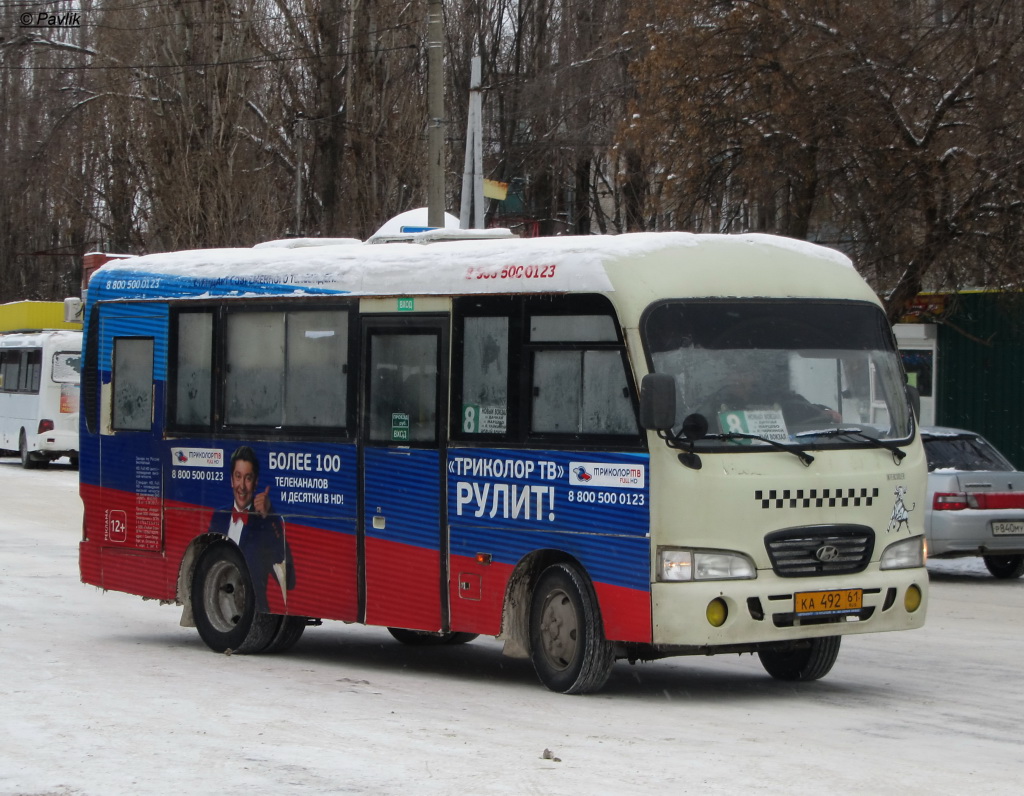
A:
[51,352,81,384]
[112,338,154,431]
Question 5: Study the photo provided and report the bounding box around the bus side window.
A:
[285,310,349,428]
[223,308,349,430]
[460,316,509,435]
[0,349,43,394]
[0,350,19,391]
[174,311,213,427]
[531,350,636,435]
[23,349,42,393]
[530,314,637,436]
[112,337,154,431]
[226,311,284,426]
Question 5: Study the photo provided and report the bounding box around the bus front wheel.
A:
[192,543,277,654]
[529,563,614,694]
[758,636,841,681]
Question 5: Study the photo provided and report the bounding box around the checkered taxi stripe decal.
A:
[755,488,879,509]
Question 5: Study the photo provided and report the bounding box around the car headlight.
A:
[880,536,925,570]
[657,548,756,582]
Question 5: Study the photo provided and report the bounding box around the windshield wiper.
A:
[794,427,907,462]
[705,432,814,466]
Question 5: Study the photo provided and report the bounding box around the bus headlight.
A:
[657,548,756,582]
[879,536,925,570]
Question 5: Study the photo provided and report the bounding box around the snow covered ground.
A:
[1,459,1022,795]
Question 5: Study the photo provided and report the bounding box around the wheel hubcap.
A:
[538,589,578,671]
[204,560,246,632]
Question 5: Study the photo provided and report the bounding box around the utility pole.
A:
[294,114,303,236]
[460,56,484,229]
[427,0,444,228]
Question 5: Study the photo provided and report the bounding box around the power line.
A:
[1,44,421,72]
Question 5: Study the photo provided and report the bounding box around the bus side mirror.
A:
[639,373,676,431]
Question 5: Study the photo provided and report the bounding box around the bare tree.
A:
[0,0,98,301]
[446,0,635,235]
[3,0,1022,310]
[621,0,1024,318]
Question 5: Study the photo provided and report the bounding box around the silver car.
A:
[922,426,1024,579]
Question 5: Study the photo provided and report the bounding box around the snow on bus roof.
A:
[0,329,82,347]
[737,232,852,269]
[253,238,362,249]
[92,232,853,300]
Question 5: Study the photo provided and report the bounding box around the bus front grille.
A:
[764,525,875,577]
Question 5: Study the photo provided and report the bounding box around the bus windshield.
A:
[643,300,912,446]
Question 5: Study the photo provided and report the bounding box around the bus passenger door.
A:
[360,317,448,631]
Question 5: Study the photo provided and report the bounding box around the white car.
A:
[922,426,1024,578]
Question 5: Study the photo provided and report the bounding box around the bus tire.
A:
[758,636,841,681]
[19,431,39,470]
[529,563,614,694]
[387,628,479,646]
[983,554,1024,579]
[192,543,277,654]
[262,615,308,653]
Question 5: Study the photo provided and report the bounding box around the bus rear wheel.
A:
[529,563,614,694]
[262,615,308,653]
[758,636,841,681]
[192,543,277,654]
[19,431,40,470]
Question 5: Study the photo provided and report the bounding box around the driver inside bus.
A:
[701,367,841,428]
[208,445,296,612]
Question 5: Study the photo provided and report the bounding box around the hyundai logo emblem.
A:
[815,545,840,562]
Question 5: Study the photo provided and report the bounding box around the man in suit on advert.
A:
[208,445,295,613]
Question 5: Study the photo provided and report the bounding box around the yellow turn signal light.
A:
[904,584,923,613]
[706,597,728,627]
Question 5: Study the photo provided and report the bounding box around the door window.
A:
[368,333,438,443]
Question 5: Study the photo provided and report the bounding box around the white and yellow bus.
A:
[0,329,81,468]
[78,229,927,693]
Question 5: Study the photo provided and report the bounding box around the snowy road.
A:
[1,460,1022,795]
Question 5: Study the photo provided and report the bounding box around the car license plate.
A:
[992,521,1024,536]
[794,589,863,616]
